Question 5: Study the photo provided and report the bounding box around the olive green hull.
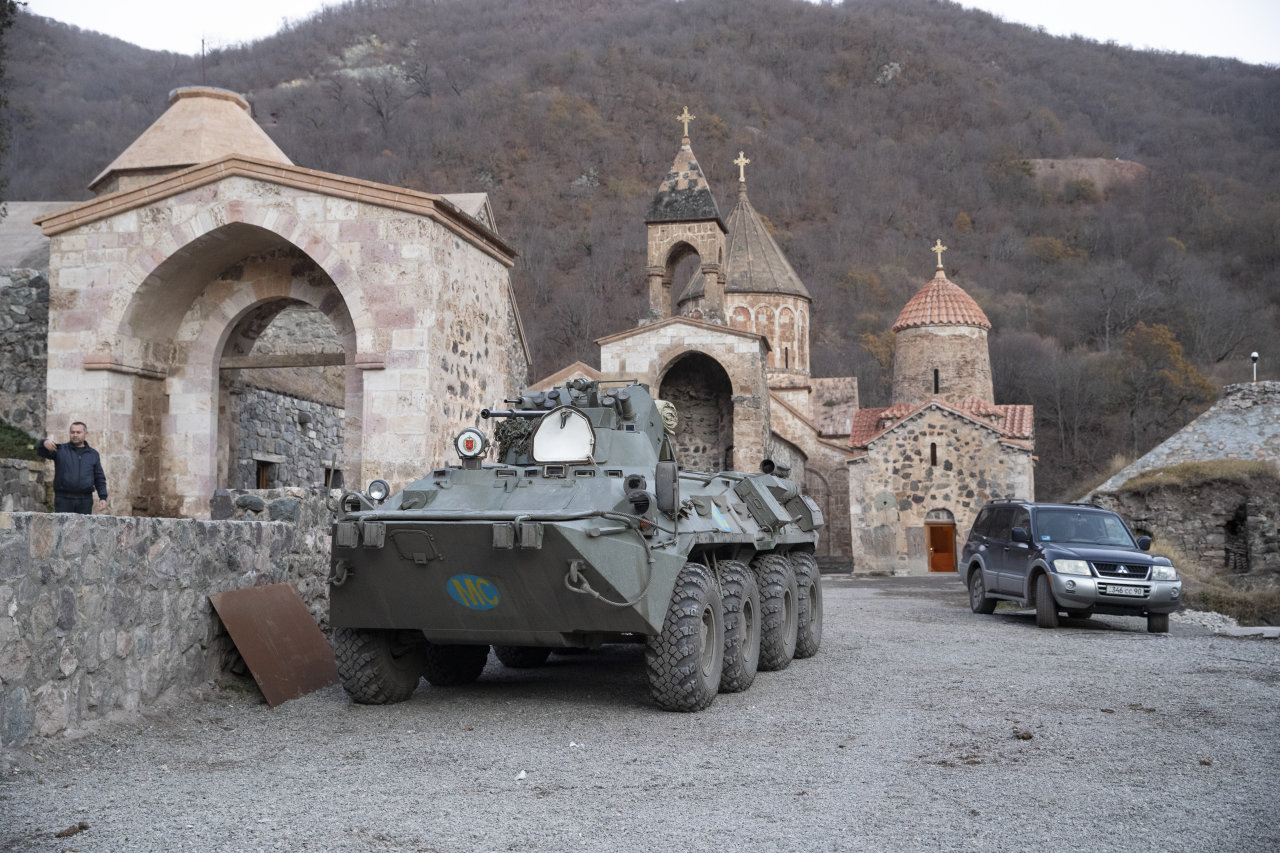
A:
[330,518,688,644]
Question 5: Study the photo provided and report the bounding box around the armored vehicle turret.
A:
[328,379,824,711]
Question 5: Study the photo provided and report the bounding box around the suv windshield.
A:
[1034,509,1135,547]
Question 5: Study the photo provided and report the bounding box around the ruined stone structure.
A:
[1096,476,1280,589]
[1093,382,1280,494]
[542,115,856,561]
[34,87,529,518]
[1091,382,1280,594]
[848,248,1035,574]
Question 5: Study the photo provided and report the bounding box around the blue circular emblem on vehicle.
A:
[447,574,500,610]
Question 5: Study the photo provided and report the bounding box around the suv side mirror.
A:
[1011,526,1031,544]
[1137,535,1152,551]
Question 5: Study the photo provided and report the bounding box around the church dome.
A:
[890,254,994,406]
[892,269,990,331]
[90,86,293,195]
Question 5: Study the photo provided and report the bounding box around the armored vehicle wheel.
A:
[751,552,798,671]
[422,643,490,686]
[1035,573,1060,629]
[332,627,428,705]
[716,559,760,693]
[967,568,998,615]
[493,645,553,668]
[646,562,724,712]
[791,552,823,659]
[1147,612,1170,634]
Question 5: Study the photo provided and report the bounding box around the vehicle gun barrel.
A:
[481,408,546,419]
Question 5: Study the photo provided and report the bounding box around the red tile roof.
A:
[995,404,1035,439]
[849,399,1034,448]
[892,270,991,331]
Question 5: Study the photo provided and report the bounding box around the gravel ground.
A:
[3,575,1278,852]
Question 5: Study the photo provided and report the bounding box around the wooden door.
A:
[927,523,956,572]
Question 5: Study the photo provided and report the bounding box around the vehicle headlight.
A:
[1151,564,1177,581]
[366,479,391,503]
[1053,559,1092,576]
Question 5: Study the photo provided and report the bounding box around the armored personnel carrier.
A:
[327,379,824,711]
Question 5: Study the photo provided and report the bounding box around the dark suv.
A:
[960,500,1182,633]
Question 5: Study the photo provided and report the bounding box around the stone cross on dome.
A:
[734,151,750,183]
[931,238,947,270]
[676,106,696,138]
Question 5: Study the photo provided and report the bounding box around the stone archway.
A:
[667,242,704,318]
[658,352,734,472]
[40,159,526,519]
[219,299,347,492]
[68,215,367,517]
[163,237,358,517]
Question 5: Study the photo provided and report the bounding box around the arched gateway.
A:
[37,88,528,518]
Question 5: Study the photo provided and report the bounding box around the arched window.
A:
[930,442,938,467]
[933,368,940,395]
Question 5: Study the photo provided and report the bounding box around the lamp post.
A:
[1251,352,1259,383]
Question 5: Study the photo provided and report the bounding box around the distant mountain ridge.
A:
[3,0,1278,498]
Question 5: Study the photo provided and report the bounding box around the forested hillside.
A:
[3,0,1279,498]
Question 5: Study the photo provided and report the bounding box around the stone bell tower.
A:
[644,106,728,323]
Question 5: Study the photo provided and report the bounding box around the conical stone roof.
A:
[90,86,292,193]
[680,183,810,303]
[892,269,990,331]
[645,136,724,225]
[723,183,809,298]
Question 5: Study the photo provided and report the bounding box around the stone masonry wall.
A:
[0,460,48,513]
[660,354,734,472]
[892,325,993,407]
[227,384,345,489]
[1094,480,1280,585]
[0,269,48,438]
[769,395,851,564]
[0,488,333,747]
[849,406,1033,574]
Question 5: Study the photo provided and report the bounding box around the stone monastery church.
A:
[31,88,1034,573]
[536,108,1035,571]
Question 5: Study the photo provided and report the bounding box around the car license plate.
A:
[1107,584,1144,597]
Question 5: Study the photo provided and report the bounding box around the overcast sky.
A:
[21,0,1280,66]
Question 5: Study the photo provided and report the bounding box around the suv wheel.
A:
[967,568,997,615]
[1034,573,1060,629]
[1147,612,1170,634]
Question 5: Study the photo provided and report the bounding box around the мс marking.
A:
[448,575,501,610]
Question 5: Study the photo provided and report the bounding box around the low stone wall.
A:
[0,488,335,747]
[0,459,48,512]
[0,269,48,439]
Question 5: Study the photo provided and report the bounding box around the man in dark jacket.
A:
[37,421,108,514]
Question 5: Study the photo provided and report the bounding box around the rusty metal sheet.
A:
[209,583,339,707]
